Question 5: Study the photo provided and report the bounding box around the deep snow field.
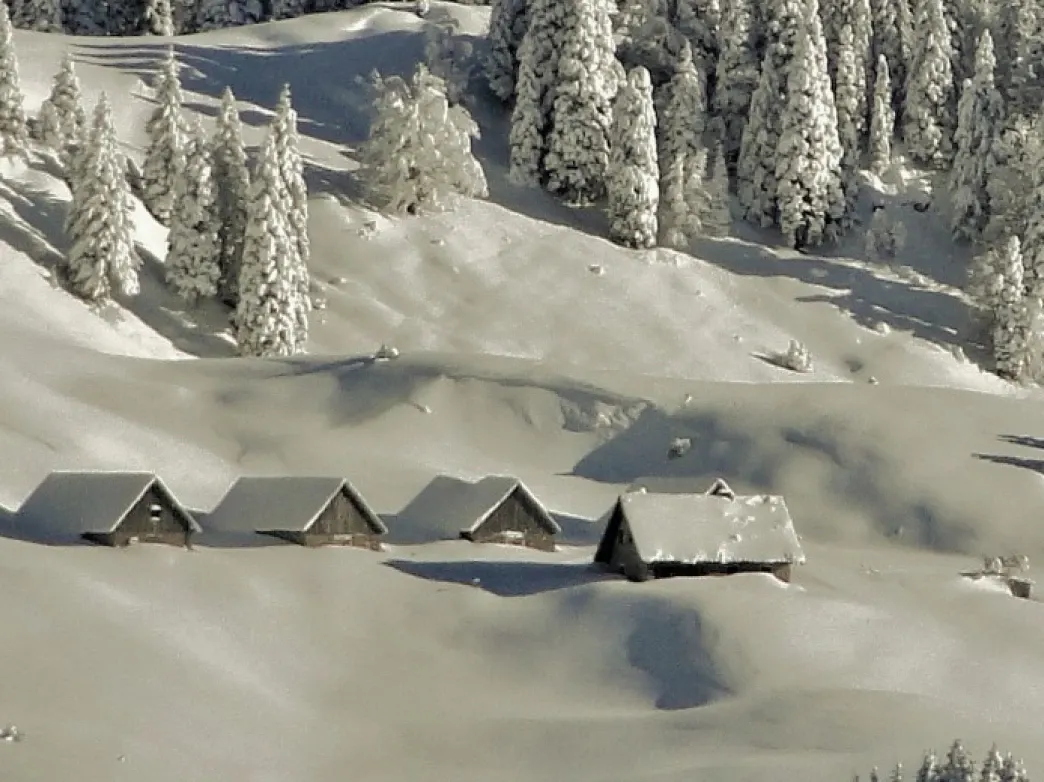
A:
[2,3,1044,781]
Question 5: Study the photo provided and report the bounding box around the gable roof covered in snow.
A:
[15,471,201,541]
[395,474,560,548]
[203,476,387,536]
[595,489,804,567]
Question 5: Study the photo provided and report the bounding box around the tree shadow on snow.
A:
[691,232,980,361]
[117,244,239,357]
[972,433,1044,478]
[384,558,613,597]
[567,404,977,553]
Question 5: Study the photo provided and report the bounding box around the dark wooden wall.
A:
[298,489,383,549]
[466,489,556,552]
[86,485,193,548]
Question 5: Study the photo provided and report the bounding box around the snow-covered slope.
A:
[0,5,1042,782]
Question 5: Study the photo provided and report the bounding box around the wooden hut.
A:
[397,474,560,550]
[15,471,200,547]
[594,482,805,583]
[203,476,387,548]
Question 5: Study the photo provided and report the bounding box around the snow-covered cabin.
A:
[203,476,387,549]
[14,471,200,548]
[396,475,561,551]
[593,483,805,583]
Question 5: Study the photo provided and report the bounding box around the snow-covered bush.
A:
[776,339,813,372]
[361,64,487,214]
[864,205,907,259]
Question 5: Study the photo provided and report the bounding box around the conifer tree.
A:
[868,56,894,174]
[702,138,731,235]
[870,0,905,117]
[142,0,174,34]
[660,153,700,247]
[994,0,1042,119]
[712,0,759,169]
[774,0,846,248]
[0,2,28,159]
[981,745,1005,782]
[658,42,706,181]
[194,0,262,30]
[211,87,251,307]
[992,236,1032,380]
[903,0,956,165]
[508,0,563,186]
[485,0,528,103]
[916,751,938,782]
[62,94,138,303]
[736,0,808,227]
[941,740,976,782]
[949,30,1003,243]
[36,55,87,171]
[1018,127,1044,299]
[822,0,872,132]
[271,84,310,334]
[235,129,307,358]
[270,0,304,21]
[141,46,187,224]
[834,20,867,213]
[166,119,220,305]
[542,0,617,204]
[607,67,659,249]
[890,763,904,782]
[11,0,61,31]
[673,0,720,86]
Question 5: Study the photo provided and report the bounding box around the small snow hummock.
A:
[667,436,692,459]
[775,340,813,372]
[0,725,23,742]
[374,344,400,361]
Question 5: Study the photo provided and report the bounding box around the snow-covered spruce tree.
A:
[870,0,905,116]
[994,0,1043,119]
[868,55,894,174]
[659,152,699,246]
[62,94,138,303]
[658,41,705,185]
[712,0,759,170]
[36,55,87,171]
[865,204,907,258]
[270,0,305,21]
[673,0,720,90]
[485,0,528,103]
[362,65,487,214]
[1018,124,1044,301]
[903,0,956,165]
[702,137,731,235]
[985,114,1043,246]
[948,30,1003,243]
[999,755,1031,782]
[992,236,1032,380]
[142,0,174,35]
[542,0,617,204]
[424,16,476,107]
[141,47,187,225]
[271,84,310,330]
[0,2,28,159]
[165,119,220,305]
[821,0,872,134]
[915,751,938,782]
[736,0,808,228]
[607,66,659,248]
[507,0,563,186]
[775,0,847,249]
[890,763,904,782]
[834,20,868,214]
[212,87,251,308]
[194,0,263,31]
[235,129,307,358]
[11,0,61,31]
[981,746,1005,782]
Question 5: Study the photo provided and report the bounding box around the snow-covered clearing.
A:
[0,4,1042,782]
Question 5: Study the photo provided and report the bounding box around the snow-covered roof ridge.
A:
[15,470,201,536]
[203,476,387,535]
[397,474,560,537]
[619,490,805,566]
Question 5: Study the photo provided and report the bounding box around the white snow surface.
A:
[0,5,1043,782]
[616,491,805,565]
